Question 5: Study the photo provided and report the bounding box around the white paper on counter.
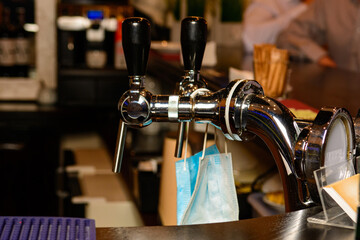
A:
[229,67,254,82]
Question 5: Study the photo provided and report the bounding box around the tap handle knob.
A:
[181,17,207,71]
[122,17,151,76]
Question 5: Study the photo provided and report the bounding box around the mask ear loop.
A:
[200,123,209,161]
[183,121,190,170]
[214,125,217,145]
[222,128,228,154]
[189,88,210,162]
[214,125,228,154]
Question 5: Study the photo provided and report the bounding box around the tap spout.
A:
[216,79,316,211]
[244,95,315,211]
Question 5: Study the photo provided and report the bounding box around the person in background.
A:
[276,0,360,72]
[242,0,313,53]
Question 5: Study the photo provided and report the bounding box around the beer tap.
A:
[113,16,356,212]
[175,17,208,158]
[114,16,210,171]
[113,17,152,173]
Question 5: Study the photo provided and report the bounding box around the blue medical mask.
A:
[175,144,219,225]
[180,152,239,225]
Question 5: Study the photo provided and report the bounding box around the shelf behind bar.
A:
[59,67,128,78]
[0,78,41,101]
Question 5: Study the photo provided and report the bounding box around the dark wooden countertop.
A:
[149,49,360,116]
[287,63,360,116]
[96,207,355,239]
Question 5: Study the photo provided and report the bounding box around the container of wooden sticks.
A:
[253,44,289,98]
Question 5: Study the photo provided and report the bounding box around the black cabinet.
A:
[58,68,128,108]
[0,105,121,216]
[0,109,60,216]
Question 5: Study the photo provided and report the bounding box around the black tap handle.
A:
[122,17,151,76]
[181,17,207,71]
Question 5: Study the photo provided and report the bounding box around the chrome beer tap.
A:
[113,17,356,212]
[113,17,152,173]
[175,17,208,158]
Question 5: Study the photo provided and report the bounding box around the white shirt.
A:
[277,0,360,72]
[242,0,308,53]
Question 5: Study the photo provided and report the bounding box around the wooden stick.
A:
[276,50,289,97]
[269,49,285,98]
[253,44,276,92]
[253,45,261,84]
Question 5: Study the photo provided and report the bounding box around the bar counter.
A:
[128,49,360,239]
[288,63,360,116]
[92,50,360,239]
[149,48,360,116]
[96,207,355,239]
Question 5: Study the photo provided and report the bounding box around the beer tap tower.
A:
[113,17,357,212]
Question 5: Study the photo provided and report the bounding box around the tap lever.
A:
[113,120,128,173]
[122,17,151,77]
[175,122,187,158]
[114,18,151,173]
[181,17,207,72]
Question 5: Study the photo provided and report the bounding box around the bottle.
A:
[0,7,16,77]
[14,7,30,77]
[114,17,126,69]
